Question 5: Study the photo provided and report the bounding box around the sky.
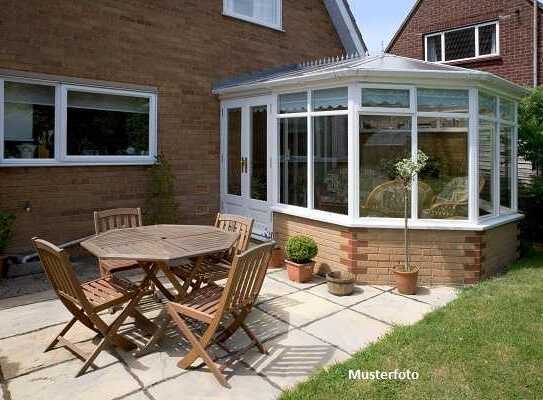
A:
[347,0,418,55]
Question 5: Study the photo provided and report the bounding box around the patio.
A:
[0,260,458,400]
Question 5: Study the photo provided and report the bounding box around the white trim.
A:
[468,87,479,222]
[222,0,283,31]
[410,88,418,220]
[348,83,360,219]
[512,101,519,211]
[307,90,314,210]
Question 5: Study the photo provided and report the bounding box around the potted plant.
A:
[37,130,53,159]
[285,235,318,283]
[392,150,429,294]
[267,232,284,269]
[0,211,16,279]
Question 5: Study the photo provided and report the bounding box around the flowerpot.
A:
[0,255,9,279]
[326,271,355,296]
[37,145,50,159]
[285,259,314,283]
[393,267,419,295]
[268,247,284,269]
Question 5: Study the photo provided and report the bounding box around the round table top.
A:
[81,224,239,264]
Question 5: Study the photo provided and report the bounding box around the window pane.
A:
[418,117,469,220]
[280,117,307,207]
[227,108,242,196]
[228,0,278,25]
[479,92,497,118]
[4,82,55,159]
[500,98,515,121]
[361,88,410,108]
[479,24,497,55]
[67,91,149,156]
[479,120,495,216]
[250,106,267,201]
[445,27,475,61]
[279,92,307,114]
[500,125,513,210]
[426,35,442,62]
[417,88,469,113]
[359,115,411,218]
[312,87,347,111]
[314,115,348,214]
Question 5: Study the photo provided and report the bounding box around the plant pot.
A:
[393,267,419,295]
[37,145,50,159]
[285,259,314,283]
[268,247,284,269]
[0,255,9,279]
[326,271,354,296]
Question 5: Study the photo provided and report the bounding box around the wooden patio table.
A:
[81,224,239,353]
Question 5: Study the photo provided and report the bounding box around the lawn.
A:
[281,252,543,400]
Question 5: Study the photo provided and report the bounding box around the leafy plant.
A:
[519,87,543,176]
[144,154,179,225]
[285,235,318,264]
[0,211,16,253]
[395,150,429,272]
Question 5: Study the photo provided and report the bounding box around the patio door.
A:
[221,96,272,238]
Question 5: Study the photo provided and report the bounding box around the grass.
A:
[281,252,543,400]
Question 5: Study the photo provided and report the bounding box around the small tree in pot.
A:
[393,150,429,294]
[0,211,16,279]
[285,235,318,283]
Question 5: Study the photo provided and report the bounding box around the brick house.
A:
[0,0,366,254]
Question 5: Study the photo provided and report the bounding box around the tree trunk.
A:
[404,186,410,272]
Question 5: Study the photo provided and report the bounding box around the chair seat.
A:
[99,258,140,274]
[172,258,231,283]
[82,277,136,308]
[173,284,224,322]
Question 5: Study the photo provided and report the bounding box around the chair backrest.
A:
[94,208,142,234]
[364,180,433,217]
[219,242,274,314]
[32,238,85,306]
[215,213,254,257]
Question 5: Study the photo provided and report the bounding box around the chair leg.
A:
[75,337,109,377]
[45,317,77,352]
[134,310,171,357]
[239,321,267,355]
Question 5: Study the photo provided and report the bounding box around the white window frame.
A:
[424,21,500,64]
[223,0,283,31]
[0,77,157,167]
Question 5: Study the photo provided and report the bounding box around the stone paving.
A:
[0,268,459,400]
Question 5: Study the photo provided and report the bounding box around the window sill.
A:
[272,204,524,231]
[440,55,502,66]
[222,11,284,32]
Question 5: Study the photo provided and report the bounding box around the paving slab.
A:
[256,278,298,304]
[392,286,459,308]
[117,390,151,400]
[147,361,281,400]
[352,292,432,325]
[7,359,139,400]
[243,328,349,390]
[257,291,343,328]
[302,309,392,354]
[371,284,394,292]
[266,269,326,290]
[308,284,383,307]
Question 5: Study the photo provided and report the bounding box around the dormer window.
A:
[425,21,499,63]
[223,0,282,31]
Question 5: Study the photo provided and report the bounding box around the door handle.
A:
[240,157,248,173]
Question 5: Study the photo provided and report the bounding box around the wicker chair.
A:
[422,176,485,219]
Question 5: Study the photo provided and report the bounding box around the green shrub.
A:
[285,235,318,263]
[0,211,15,253]
[144,154,179,225]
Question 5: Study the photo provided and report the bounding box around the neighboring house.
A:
[386,0,542,182]
[0,0,366,254]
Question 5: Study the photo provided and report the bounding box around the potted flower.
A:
[285,235,318,283]
[392,150,429,294]
[0,211,16,279]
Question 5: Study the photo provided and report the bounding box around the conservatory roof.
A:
[213,53,527,97]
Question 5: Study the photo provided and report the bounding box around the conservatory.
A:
[213,54,526,285]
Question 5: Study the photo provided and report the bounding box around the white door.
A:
[221,96,273,238]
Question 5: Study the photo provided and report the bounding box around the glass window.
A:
[314,115,348,214]
[445,27,475,61]
[224,0,281,28]
[426,35,442,62]
[500,98,515,121]
[361,88,410,109]
[479,92,497,118]
[359,115,411,218]
[66,91,149,157]
[227,108,242,196]
[417,89,469,113]
[312,87,347,112]
[250,106,267,201]
[479,120,495,216]
[479,24,497,56]
[279,117,307,207]
[3,82,55,159]
[279,92,307,114]
[418,117,469,220]
[500,125,513,210]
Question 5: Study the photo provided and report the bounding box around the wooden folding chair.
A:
[166,241,274,388]
[171,213,254,287]
[33,237,153,377]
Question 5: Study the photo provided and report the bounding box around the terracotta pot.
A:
[393,267,419,295]
[285,259,314,283]
[326,271,355,296]
[268,247,284,269]
[37,145,50,159]
[0,255,8,279]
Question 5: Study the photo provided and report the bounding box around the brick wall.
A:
[388,0,543,87]
[0,0,344,253]
[273,212,519,286]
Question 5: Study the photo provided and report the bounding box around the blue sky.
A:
[347,0,418,55]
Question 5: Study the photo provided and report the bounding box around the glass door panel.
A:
[227,108,242,196]
[250,105,267,201]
